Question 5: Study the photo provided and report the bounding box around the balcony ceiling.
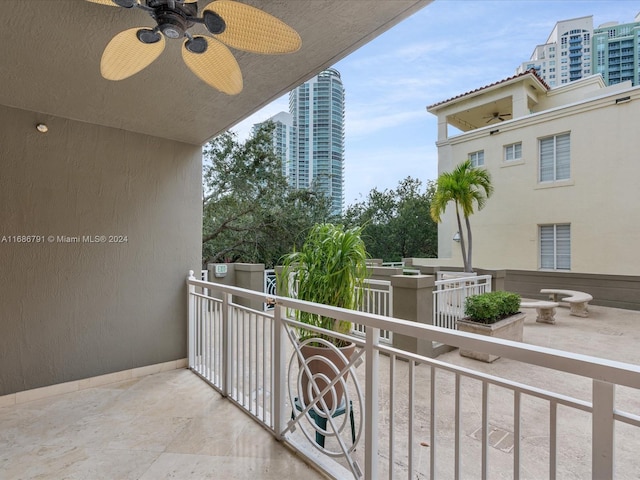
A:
[1,0,431,145]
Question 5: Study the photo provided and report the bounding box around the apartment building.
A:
[427,70,640,275]
[593,15,640,86]
[516,16,592,87]
[517,13,640,87]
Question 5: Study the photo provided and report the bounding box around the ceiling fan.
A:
[484,112,512,123]
[85,0,302,95]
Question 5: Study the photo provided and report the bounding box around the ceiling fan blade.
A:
[203,0,301,54]
[85,0,137,6]
[101,28,166,81]
[86,0,119,5]
[182,36,243,95]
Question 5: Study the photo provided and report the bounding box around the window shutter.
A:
[540,225,555,268]
[540,224,571,270]
[540,138,554,181]
[555,134,571,180]
[556,224,571,269]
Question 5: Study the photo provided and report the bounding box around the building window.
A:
[504,142,522,162]
[469,150,484,167]
[539,133,570,182]
[540,224,571,270]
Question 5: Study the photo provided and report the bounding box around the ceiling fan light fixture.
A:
[113,0,136,7]
[203,10,226,35]
[185,36,208,54]
[137,28,162,44]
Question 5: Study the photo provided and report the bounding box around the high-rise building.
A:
[516,16,593,87]
[256,68,345,216]
[252,111,295,184]
[290,68,345,215]
[593,14,640,86]
[517,13,640,88]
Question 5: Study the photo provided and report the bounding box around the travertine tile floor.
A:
[3,303,640,479]
[0,369,326,479]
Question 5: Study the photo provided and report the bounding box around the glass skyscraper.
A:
[256,68,345,216]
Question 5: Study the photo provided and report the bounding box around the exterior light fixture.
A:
[453,231,461,242]
[615,96,631,105]
[36,123,48,133]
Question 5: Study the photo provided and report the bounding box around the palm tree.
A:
[430,159,493,272]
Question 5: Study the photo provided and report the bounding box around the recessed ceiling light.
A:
[36,123,48,133]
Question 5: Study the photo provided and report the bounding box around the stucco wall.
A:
[0,105,202,396]
[435,86,640,275]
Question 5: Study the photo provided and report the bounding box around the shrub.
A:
[277,223,369,346]
[464,291,521,324]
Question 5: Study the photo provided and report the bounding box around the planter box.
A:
[456,312,526,363]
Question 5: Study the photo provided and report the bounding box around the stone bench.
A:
[540,289,593,318]
[520,300,559,324]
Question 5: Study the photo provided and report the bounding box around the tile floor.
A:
[0,369,326,479]
[3,303,640,479]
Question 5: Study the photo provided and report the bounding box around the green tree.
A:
[202,123,332,267]
[343,177,438,261]
[430,159,493,272]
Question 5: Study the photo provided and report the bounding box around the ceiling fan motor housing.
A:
[149,1,197,39]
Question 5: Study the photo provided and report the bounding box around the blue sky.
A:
[232,0,637,206]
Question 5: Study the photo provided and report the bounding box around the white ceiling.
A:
[0,0,432,145]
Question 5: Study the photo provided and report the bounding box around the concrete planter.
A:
[456,312,526,363]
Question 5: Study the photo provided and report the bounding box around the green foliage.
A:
[343,177,438,261]
[278,223,370,346]
[430,159,493,272]
[202,122,333,267]
[464,291,521,324]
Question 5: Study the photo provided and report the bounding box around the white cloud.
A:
[346,108,427,137]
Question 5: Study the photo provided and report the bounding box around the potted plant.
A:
[456,291,525,363]
[278,223,369,410]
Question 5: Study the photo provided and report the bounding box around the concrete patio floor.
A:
[1,302,639,479]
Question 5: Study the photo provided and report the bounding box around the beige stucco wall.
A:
[435,85,640,275]
[0,105,202,396]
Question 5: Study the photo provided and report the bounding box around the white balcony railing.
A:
[433,274,492,329]
[353,279,393,343]
[187,271,640,479]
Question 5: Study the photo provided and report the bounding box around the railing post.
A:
[592,380,615,479]
[390,274,436,356]
[222,292,232,397]
[272,303,287,438]
[365,326,380,479]
[187,270,196,368]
